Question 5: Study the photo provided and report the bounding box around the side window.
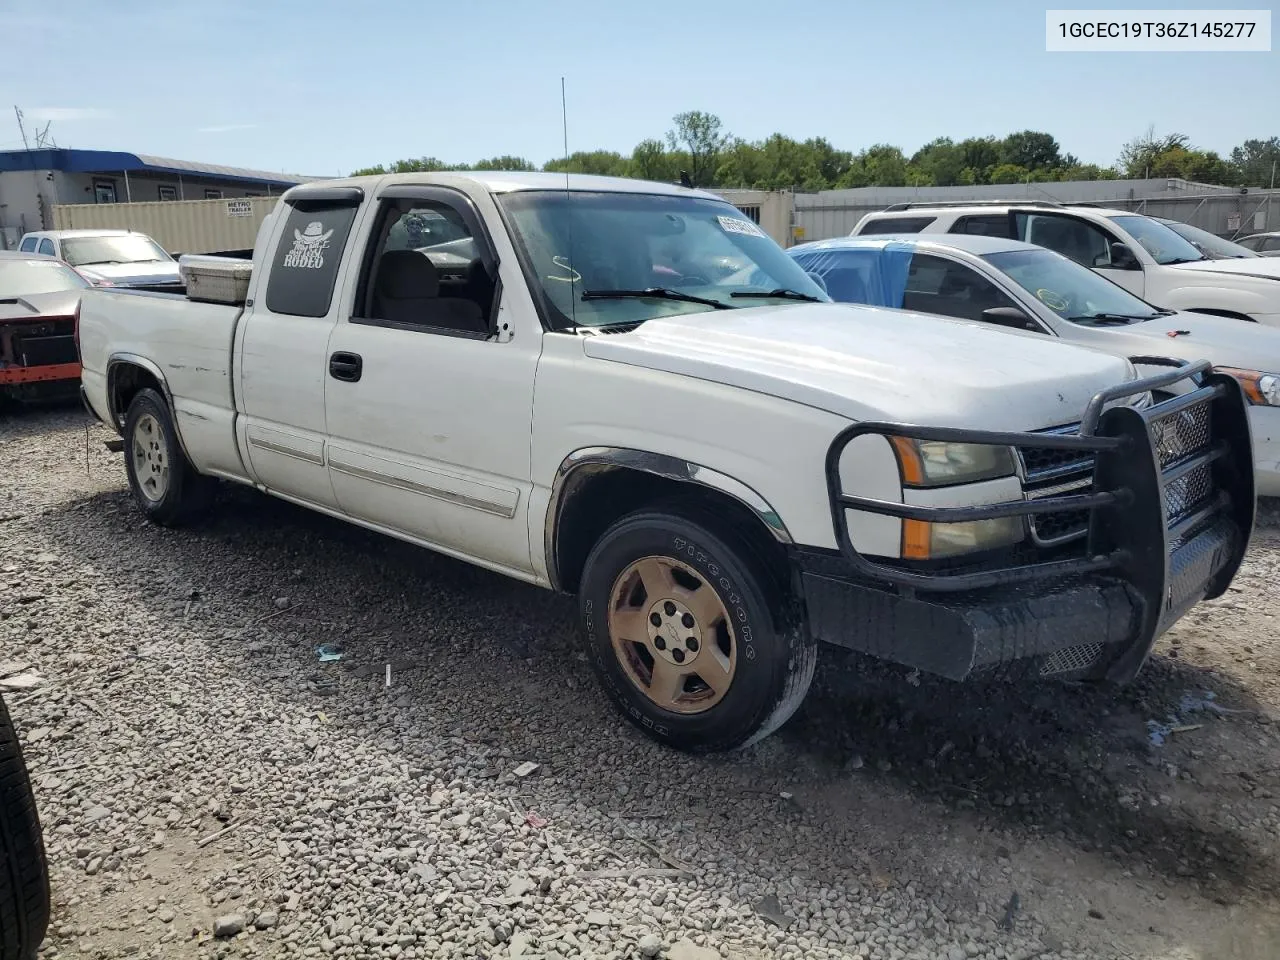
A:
[356,198,494,335]
[792,250,878,305]
[158,185,178,201]
[858,216,937,235]
[19,236,38,252]
[264,203,359,318]
[204,189,223,200]
[1016,213,1114,268]
[1264,237,1280,253]
[951,215,1014,238]
[38,239,56,257]
[93,180,117,204]
[902,253,1021,324]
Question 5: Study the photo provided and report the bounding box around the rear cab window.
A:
[38,239,56,257]
[857,216,937,235]
[264,197,361,317]
[19,236,38,253]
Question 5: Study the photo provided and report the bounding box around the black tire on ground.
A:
[579,507,817,753]
[122,388,213,526]
[0,692,50,960]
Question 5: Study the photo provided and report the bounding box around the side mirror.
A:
[982,306,1039,331]
[1107,242,1141,270]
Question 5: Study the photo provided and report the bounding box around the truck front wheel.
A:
[122,388,212,526]
[579,508,816,752]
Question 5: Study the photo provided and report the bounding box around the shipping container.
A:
[52,195,278,256]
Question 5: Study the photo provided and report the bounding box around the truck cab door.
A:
[234,187,366,510]
[1015,211,1146,298]
[322,186,539,575]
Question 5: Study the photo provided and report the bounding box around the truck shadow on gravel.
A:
[44,483,1280,911]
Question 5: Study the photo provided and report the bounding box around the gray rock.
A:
[667,941,720,960]
[84,805,112,822]
[213,914,245,938]
[638,933,663,958]
[254,911,279,930]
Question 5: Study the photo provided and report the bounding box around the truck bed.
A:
[77,287,246,480]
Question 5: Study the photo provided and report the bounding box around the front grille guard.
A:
[824,359,1255,601]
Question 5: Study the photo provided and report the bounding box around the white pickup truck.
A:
[76,172,1257,753]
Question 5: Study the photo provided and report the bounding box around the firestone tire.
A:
[122,388,213,527]
[0,691,50,960]
[579,508,817,753]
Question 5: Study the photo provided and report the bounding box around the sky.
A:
[1,0,1275,177]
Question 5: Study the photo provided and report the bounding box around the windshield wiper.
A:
[1164,257,1205,265]
[1068,311,1164,325]
[730,288,822,303]
[581,287,731,310]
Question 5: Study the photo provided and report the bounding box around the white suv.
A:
[852,202,1280,326]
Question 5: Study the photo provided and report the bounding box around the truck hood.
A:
[0,290,82,323]
[582,302,1138,430]
[76,261,182,287]
[1090,309,1280,373]
[1168,257,1280,281]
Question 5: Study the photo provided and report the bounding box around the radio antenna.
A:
[560,76,578,327]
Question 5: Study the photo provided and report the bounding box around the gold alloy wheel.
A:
[607,555,737,714]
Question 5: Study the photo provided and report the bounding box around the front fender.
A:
[1162,283,1274,319]
[544,446,793,591]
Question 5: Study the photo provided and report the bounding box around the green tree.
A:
[543,150,630,176]
[472,155,537,171]
[910,137,964,186]
[1118,128,1190,178]
[1055,163,1117,181]
[1229,137,1280,186]
[859,144,908,186]
[958,136,1002,183]
[629,138,675,182]
[988,162,1030,184]
[1000,130,1062,172]
[666,111,728,186]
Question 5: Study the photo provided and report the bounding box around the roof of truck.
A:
[295,171,725,200]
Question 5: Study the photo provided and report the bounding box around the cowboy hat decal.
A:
[283,220,335,270]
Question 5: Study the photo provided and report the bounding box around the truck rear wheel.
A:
[579,508,816,752]
[123,388,212,526]
[0,691,50,960]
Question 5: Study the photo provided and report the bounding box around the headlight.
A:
[887,435,1023,559]
[889,437,1017,487]
[1219,367,1280,406]
[902,515,1025,560]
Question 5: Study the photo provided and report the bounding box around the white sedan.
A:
[789,233,1280,495]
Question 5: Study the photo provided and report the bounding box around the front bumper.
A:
[808,361,1255,683]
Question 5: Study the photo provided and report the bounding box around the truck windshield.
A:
[1159,220,1258,259]
[497,190,828,328]
[984,248,1168,325]
[1110,215,1206,265]
[61,235,172,267]
[0,257,91,296]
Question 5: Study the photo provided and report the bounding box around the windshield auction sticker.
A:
[1046,9,1271,51]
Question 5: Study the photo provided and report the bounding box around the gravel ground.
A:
[3,403,1280,960]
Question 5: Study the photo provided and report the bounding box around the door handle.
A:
[329,351,363,383]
